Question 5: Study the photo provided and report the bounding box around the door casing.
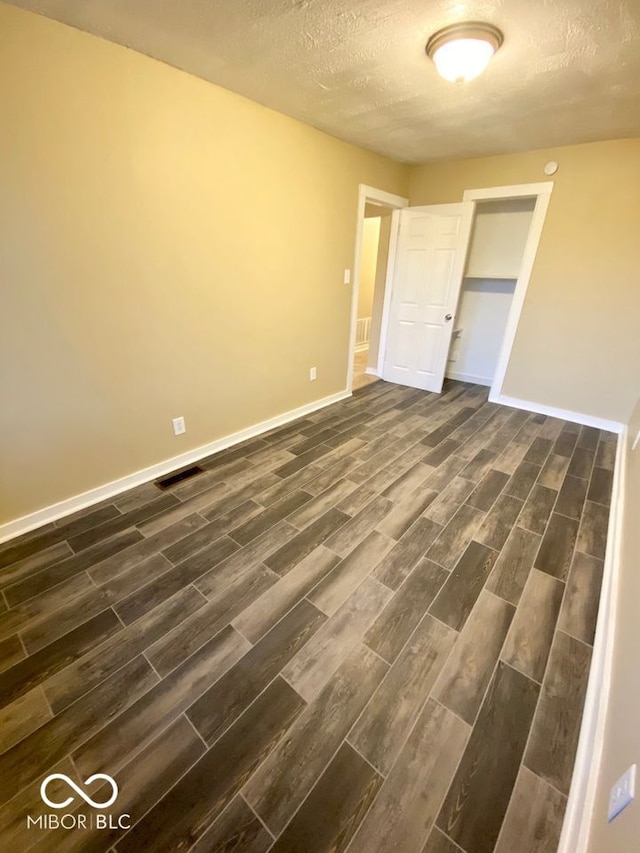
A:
[347,184,408,393]
[462,182,554,402]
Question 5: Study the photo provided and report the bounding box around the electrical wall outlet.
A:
[309,367,317,381]
[172,416,186,436]
[344,269,351,284]
[608,764,636,821]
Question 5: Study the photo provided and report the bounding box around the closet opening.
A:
[447,196,536,388]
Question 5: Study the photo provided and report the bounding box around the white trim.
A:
[354,342,369,354]
[0,389,352,544]
[558,428,627,853]
[445,370,492,385]
[347,185,408,392]
[463,181,554,200]
[364,367,380,377]
[490,393,624,434]
[357,184,410,209]
[462,182,554,400]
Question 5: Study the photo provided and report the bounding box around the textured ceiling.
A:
[8,0,640,163]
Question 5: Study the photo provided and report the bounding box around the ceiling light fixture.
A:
[426,22,503,83]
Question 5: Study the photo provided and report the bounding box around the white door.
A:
[382,203,475,392]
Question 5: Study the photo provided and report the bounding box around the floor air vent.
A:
[155,465,205,490]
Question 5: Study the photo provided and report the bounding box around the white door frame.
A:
[347,184,409,392]
[462,181,554,402]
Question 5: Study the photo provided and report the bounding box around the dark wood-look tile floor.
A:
[0,380,615,853]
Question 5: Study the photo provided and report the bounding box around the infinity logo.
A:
[40,774,119,810]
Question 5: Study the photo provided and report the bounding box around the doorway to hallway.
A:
[347,184,409,392]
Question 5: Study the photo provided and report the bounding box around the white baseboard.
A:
[0,389,352,544]
[446,369,492,386]
[490,392,624,434]
[558,428,627,853]
[354,342,369,354]
[364,367,380,377]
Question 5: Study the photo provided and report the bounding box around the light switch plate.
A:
[172,416,186,436]
[608,764,636,822]
[343,269,351,284]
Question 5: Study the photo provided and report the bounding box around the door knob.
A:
[445,313,453,321]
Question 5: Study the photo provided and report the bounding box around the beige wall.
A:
[0,3,409,524]
[409,140,640,424]
[588,404,640,853]
[358,217,380,319]
[3,2,640,529]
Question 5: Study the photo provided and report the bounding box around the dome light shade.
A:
[426,22,503,83]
